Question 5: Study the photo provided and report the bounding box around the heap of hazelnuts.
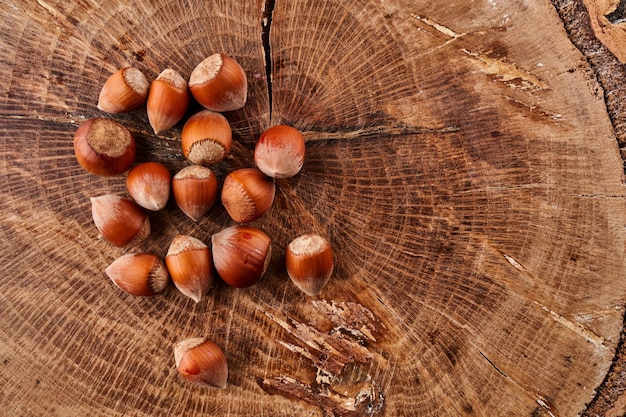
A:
[72,53,334,389]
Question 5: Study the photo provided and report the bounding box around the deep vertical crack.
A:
[262,0,276,120]
[606,0,626,24]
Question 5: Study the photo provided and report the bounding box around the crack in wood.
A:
[462,48,550,90]
[606,0,626,24]
[261,0,275,120]
[258,302,386,415]
[533,301,607,347]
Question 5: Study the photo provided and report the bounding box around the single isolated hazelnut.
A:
[165,235,213,303]
[211,225,271,288]
[126,162,171,211]
[286,234,333,296]
[221,168,275,223]
[172,165,218,221]
[173,337,228,388]
[90,195,150,247]
[181,109,232,166]
[73,118,136,176]
[147,68,190,134]
[188,53,247,112]
[97,67,149,113]
[105,253,169,296]
[254,125,305,178]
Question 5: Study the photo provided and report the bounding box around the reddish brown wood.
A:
[1,1,626,416]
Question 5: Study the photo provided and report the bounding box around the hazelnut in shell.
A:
[285,234,333,296]
[221,168,275,223]
[90,195,150,247]
[173,337,228,388]
[105,253,169,296]
[126,162,171,211]
[211,225,272,288]
[97,67,149,113]
[181,109,232,166]
[188,53,247,112]
[73,118,135,176]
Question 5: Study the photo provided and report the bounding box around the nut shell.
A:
[74,118,136,176]
[173,337,228,388]
[221,168,275,223]
[254,125,305,178]
[188,53,247,112]
[211,225,272,288]
[285,234,333,296]
[105,253,169,296]
[181,110,232,166]
[126,162,171,211]
[165,235,213,303]
[97,67,149,113]
[147,68,190,134]
[172,165,218,221]
[90,195,150,247]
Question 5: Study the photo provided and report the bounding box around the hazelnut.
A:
[188,53,247,112]
[172,165,218,221]
[105,253,169,296]
[211,225,271,288]
[254,125,305,178]
[221,168,275,223]
[126,162,171,211]
[181,109,232,166]
[285,234,333,296]
[73,118,136,176]
[173,337,228,388]
[165,235,213,303]
[97,67,149,113]
[147,68,190,134]
[90,195,150,247]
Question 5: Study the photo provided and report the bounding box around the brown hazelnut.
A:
[254,125,305,178]
[97,67,149,113]
[181,110,232,166]
[211,225,271,288]
[165,235,213,303]
[147,68,190,134]
[173,337,228,388]
[105,253,169,296]
[285,234,333,296]
[221,168,275,223]
[90,195,150,247]
[188,53,247,112]
[126,162,171,211]
[172,165,218,221]
[73,118,135,176]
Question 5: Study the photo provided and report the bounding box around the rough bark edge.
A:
[550,0,626,172]
[550,1,626,415]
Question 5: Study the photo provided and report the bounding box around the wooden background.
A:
[2,0,626,415]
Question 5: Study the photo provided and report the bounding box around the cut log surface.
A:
[1,1,626,416]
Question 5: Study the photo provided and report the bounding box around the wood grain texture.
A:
[1,0,626,416]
